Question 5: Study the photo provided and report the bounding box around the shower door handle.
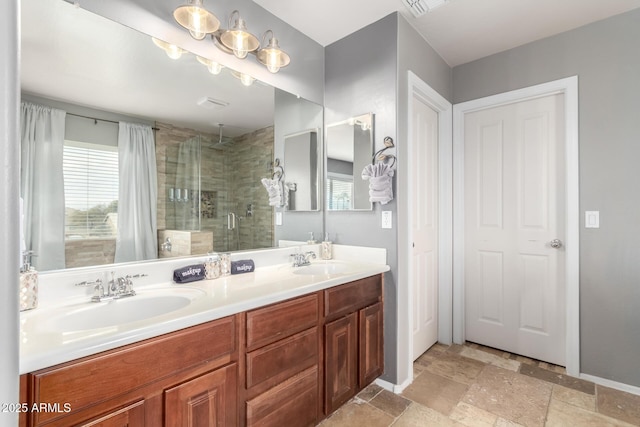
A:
[227,212,236,230]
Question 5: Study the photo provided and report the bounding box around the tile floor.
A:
[320,342,640,427]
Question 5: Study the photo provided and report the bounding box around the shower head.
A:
[211,123,234,149]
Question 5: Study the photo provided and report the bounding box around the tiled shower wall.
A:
[156,122,274,255]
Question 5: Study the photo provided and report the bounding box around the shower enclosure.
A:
[160,125,274,256]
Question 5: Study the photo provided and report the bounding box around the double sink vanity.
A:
[18,245,389,426]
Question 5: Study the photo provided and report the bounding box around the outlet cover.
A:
[275,211,283,226]
[382,211,392,229]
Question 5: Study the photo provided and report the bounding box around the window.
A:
[326,173,353,210]
[63,140,119,239]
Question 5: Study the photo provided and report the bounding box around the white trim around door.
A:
[402,71,453,380]
[452,76,580,376]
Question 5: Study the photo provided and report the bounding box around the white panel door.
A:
[464,94,566,365]
[411,95,439,360]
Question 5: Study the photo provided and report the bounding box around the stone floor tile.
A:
[519,364,595,394]
[412,362,427,379]
[546,399,636,427]
[447,344,465,354]
[425,353,486,385]
[597,385,640,426]
[358,383,384,402]
[369,390,411,417]
[551,384,596,411]
[401,371,469,416]
[495,418,525,427]
[460,347,520,372]
[319,400,394,427]
[462,365,552,427]
[449,402,497,427]
[392,403,466,427]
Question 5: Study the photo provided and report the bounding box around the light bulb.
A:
[233,33,249,59]
[208,62,223,75]
[240,73,254,86]
[165,44,183,60]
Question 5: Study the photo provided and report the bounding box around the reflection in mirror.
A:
[284,130,320,211]
[19,0,322,271]
[326,113,374,211]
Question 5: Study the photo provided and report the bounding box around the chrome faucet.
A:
[75,272,147,302]
[290,251,317,267]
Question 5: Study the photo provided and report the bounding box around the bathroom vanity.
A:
[18,249,387,427]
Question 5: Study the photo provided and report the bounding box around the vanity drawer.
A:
[246,327,318,390]
[324,275,382,320]
[246,365,318,427]
[28,315,237,425]
[246,293,319,350]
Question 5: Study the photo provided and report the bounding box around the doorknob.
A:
[549,239,563,249]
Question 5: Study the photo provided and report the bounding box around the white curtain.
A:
[115,122,158,262]
[20,102,66,271]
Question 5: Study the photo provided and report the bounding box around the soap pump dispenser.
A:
[307,232,317,244]
[19,250,38,311]
[321,233,333,260]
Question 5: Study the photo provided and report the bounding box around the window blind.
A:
[326,176,353,210]
[63,140,119,239]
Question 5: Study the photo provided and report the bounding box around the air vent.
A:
[402,0,449,18]
[196,97,229,110]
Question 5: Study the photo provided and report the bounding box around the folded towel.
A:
[362,162,394,205]
[231,259,255,274]
[173,264,206,283]
[263,177,284,207]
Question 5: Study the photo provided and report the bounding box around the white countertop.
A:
[20,246,389,374]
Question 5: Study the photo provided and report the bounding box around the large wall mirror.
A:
[20,0,323,272]
[326,113,374,211]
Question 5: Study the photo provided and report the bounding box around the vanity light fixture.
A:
[231,70,256,87]
[196,56,224,74]
[152,37,186,60]
[256,30,290,73]
[173,0,220,40]
[219,10,259,59]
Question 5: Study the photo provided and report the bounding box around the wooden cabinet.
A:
[20,315,239,427]
[76,400,145,427]
[165,364,237,427]
[20,273,384,427]
[324,275,384,415]
[242,293,321,427]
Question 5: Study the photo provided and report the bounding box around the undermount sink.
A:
[50,288,205,331]
[292,261,350,276]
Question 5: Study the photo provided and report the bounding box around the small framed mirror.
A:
[283,129,321,211]
[326,113,374,211]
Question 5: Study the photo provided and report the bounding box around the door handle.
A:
[549,239,563,249]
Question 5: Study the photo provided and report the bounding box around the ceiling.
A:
[253,0,640,66]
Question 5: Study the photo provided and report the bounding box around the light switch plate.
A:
[381,211,392,229]
[275,211,283,226]
[585,211,599,228]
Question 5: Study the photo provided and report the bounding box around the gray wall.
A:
[325,14,399,382]
[0,0,20,422]
[453,9,640,387]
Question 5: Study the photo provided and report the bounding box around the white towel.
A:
[262,178,284,207]
[362,163,394,205]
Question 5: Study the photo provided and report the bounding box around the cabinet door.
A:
[359,302,384,387]
[78,400,145,427]
[165,363,237,427]
[324,313,357,414]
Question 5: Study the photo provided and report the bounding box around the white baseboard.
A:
[580,373,640,397]
[375,376,412,394]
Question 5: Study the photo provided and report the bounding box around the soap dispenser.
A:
[307,232,317,245]
[321,233,333,260]
[19,250,38,311]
